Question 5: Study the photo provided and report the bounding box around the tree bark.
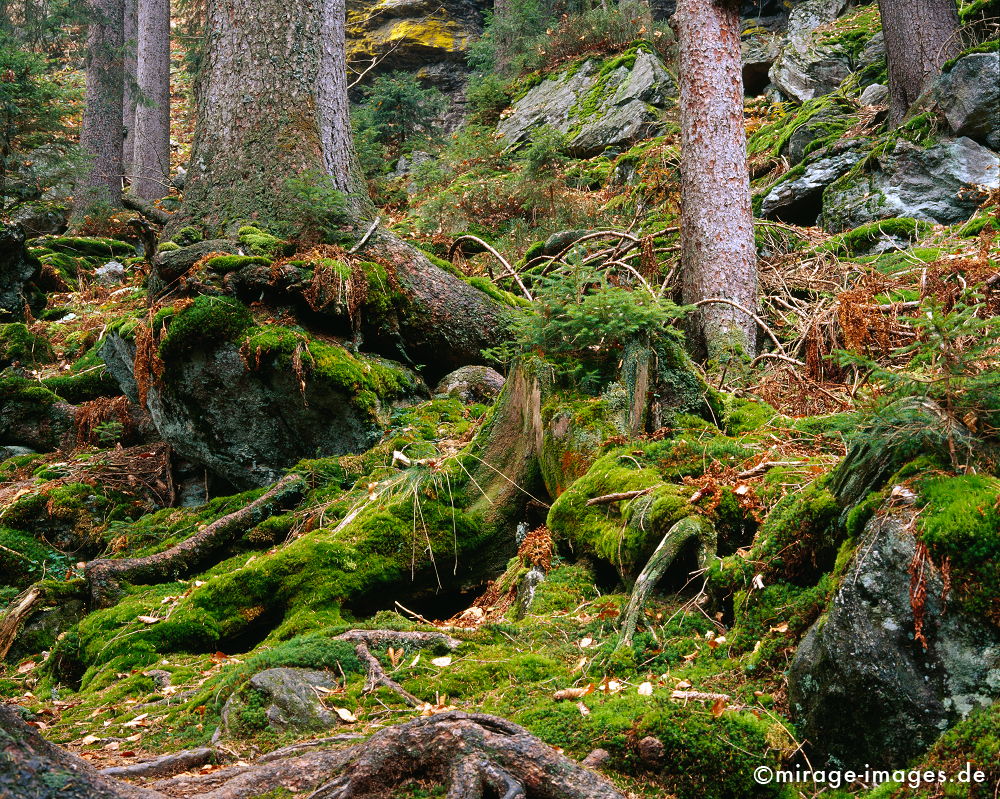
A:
[122,0,138,177]
[73,0,126,222]
[676,0,757,359]
[878,0,961,125]
[132,0,171,199]
[181,0,370,232]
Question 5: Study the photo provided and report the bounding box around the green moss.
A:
[42,344,120,403]
[918,474,1000,624]
[172,226,204,246]
[237,225,289,257]
[34,236,135,259]
[157,241,180,252]
[725,397,781,435]
[0,528,57,586]
[158,296,255,363]
[820,217,933,256]
[204,254,272,273]
[0,323,54,366]
[956,212,998,238]
[942,38,999,71]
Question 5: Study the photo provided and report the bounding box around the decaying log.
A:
[85,474,305,606]
[0,585,43,661]
[618,516,717,647]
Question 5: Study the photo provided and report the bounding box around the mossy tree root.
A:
[84,474,306,607]
[617,516,716,647]
[335,629,461,707]
[305,711,625,799]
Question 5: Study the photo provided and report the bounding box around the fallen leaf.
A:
[553,685,592,701]
[711,698,727,717]
[15,661,35,674]
[637,681,654,696]
[136,616,161,625]
[431,656,452,668]
[81,735,100,746]
[770,622,789,634]
[675,679,692,690]
[579,636,594,649]
[334,707,357,723]
[576,701,590,716]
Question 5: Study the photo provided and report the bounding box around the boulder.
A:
[789,510,1000,769]
[497,50,676,156]
[741,26,784,96]
[221,668,338,734]
[933,52,1000,150]
[768,0,852,102]
[154,239,238,285]
[786,106,854,164]
[858,82,888,107]
[822,136,1000,231]
[434,365,505,403]
[0,224,44,322]
[761,141,868,225]
[94,261,127,285]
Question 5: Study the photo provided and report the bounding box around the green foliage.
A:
[158,296,254,363]
[281,171,350,243]
[0,322,53,365]
[0,32,81,215]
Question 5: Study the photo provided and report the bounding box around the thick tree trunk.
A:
[181,0,369,232]
[73,0,125,222]
[878,0,960,125]
[676,0,757,359]
[122,0,137,177]
[132,0,171,199]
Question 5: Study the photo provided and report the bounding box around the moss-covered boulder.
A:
[0,376,73,451]
[100,297,427,487]
[0,324,54,368]
[788,505,1000,770]
[0,224,45,322]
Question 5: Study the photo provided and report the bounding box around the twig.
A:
[348,216,381,254]
[586,488,655,506]
[448,235,533,301]
[692,297,788,356]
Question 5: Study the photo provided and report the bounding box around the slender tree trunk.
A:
[132,0,171,199]
[122,0,137,179]
[675,0,757,359]
[878,0,961,125]
[181,0,369,232]
[73,0,125,222]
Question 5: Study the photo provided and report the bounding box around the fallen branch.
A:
[670,690,731,702]
[737,460,807,479]
[692,297,788,356]
[0,584,43,660]
[448,235,533,301]
[348,217,381,254]
[85,474,306,607]
[335,630,461,707]
[618,517,716,647]
[121,193,172,226]
[100,748,215,780]
[586,487,655,506]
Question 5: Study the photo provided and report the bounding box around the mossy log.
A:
[84,474,306,607]
[618,516,716,647]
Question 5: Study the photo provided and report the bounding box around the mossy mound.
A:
[0,375,71,451]
[0,323,54,367]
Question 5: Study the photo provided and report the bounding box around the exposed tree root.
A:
[335,630,461,707]
[100,748,215,780]
[304,712,625,799]
[85,474,306,607]
[618,516,716,647]
[0,584,44,661]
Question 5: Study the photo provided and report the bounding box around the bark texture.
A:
[132,0,171,199]
[122,0,138,176]
[182,0,368,230]
[878,0,961,125]
[676,0,757,359]
[73,0,126,221]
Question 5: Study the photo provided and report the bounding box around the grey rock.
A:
[434,365,505,404]
[858,82,888,107]
[742,28,784,95]
[789,511,1000,769]
[0,445,36,460]
[0,224,44,322]
[100,333,425,488]
[768,0,852,102]
[855,30,885,74]
[497,51,676,156]
[154,239,238,283]
[761,141,867,225]
[823,136,1000,231]
[94,260,126,285]
[933,52,1000,150]
[786,106,852,164]
[222,668,338,734]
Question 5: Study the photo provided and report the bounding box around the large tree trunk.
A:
[676,0,757,359]
[73,0,125,222]
[132,0,171,199]
[180,0,369,232]
[122,0,137,178]
[878,0,961,125]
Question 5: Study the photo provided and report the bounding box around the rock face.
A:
[100,332,425,489]
[761,141,867,225]
[222,668,338,734]
[434,365,505,403]
[0,224,44,322]
[768,0,852,102]
[497,50,676,155]
[789,511,1000,769]
[822,137,1000,231]
[932,52,1000,151]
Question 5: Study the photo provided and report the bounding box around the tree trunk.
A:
[878,0,960,125]
[181,0,369,232]
[122,0,137,177]
[73,0,125,222]
[676,0,757,359]
[132,0,171,199]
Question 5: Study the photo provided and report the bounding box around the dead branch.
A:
[448,235,533,301]
[586,487,655,506]
[736,460,807,479]
[692,297,788,356]
[100,748,215,779]
[85,474,306,607]
[121,193,172,226]
[347,217,381,254]
[0,584,43,660]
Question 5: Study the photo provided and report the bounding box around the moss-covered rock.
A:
[0,323,54,367]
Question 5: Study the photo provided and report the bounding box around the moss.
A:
[237,225,289,257]
[204,254,272,273]
[0,323,54,366]
[158,296,255,363]
[34,235,136,259]
[157,241,180,252]
[918,474,1000,624]
[942,38,999,71]
[0,528,57,586]
[42,344,120,403]
[956,212,998,238]
[172,226,204,246]
[820,217,933,256]
[725,397,781,435]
